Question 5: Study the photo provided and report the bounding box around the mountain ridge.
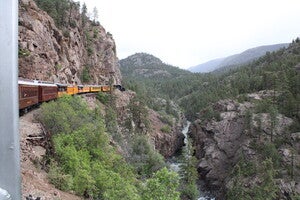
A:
[189,43,289,73]
[120,52,191,79]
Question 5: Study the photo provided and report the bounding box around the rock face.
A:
[190,100,251,190]
[114,90,184,158]
[148,109,185,158]
[18,0,121,85]
[189,96,299,198]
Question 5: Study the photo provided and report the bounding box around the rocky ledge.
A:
[189,94,299,199]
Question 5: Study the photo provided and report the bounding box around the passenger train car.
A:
[18,79,125,111]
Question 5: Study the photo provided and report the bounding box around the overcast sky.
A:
[78,0,300,69]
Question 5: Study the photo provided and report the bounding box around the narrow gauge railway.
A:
[19,79,125,113]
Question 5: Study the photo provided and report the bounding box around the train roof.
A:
[18,80,57,87]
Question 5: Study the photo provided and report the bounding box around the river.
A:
[168,121,215,200]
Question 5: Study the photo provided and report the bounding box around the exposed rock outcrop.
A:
[114,90,184,158]
[18,0,121,85]
[189,96,299,198]
[148,109,185,158]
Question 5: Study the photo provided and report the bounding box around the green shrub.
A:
[227,159,278,200]
[160,125,171,133]
[93,28,98,38]
[87,46,93,56]
[55,64,62,71]
[130,135,165,177]
[19,48,30,57]
[82,66,90,83]
[48,160,73,191]
[142,167,180,200]
[158,112,173,126]
[39,96,139,198]
[96,92,109,105]
[69,20,77,28]
[62,29,69,38]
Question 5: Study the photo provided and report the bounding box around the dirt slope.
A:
[20,109,81,200]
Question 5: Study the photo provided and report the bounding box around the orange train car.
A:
[90,85,102,92]
[67,85,79,95]
[101,85,111,92]
[57,83,68,97]
[78,85,90,93]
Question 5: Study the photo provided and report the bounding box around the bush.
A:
[39,96,139,198]
[158,112,173,126]
[142,167,180,200]
[82,66,90,83]
[19,48,30,57]
[130,135,165,177]
[227,159,278,200]
[48,160,73,191]
[160,125,171,133]
[96,92,109,105]
[87,46,93,56]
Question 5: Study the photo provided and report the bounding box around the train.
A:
[18,79,125,111]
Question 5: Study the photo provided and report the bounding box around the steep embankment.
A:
[18,0,121,85]
[189,92,300,199]
[20,109,81,200]
[115,89,185,158]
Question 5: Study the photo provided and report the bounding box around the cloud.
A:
[79,0,300,68]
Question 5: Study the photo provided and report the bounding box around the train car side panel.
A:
[19,84,39,109]
[57,84,68,97]
[83,86,90,93]
[67,86,75,95]
[67,86,79,95]
[101,85,111,92]
[90,86,101,92]
[73,86,78,94]
[38,85,58,102]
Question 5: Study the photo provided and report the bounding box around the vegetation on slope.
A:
[38,95,180,199]
[120,38,300,199]
[121,40,300,125]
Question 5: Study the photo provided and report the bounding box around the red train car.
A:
[18,80,39,110]
[38,82,58,102]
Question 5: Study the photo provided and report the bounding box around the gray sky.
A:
[79,0,300,69]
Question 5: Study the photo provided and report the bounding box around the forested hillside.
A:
[120,39,300,199]
[121,40,299,124]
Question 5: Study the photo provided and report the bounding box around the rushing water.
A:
[168,121,215,200]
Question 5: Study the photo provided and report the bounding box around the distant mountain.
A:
[120,53,191,79]
[189,43,289,73]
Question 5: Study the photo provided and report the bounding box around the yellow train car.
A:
[67,85,79,95]
[78,85,90,94]
[90,85,102,92]
[57,83,68,97]
[82,86,90,93]
[101,85,111,92]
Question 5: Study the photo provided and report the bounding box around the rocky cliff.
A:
[114,90,184,158]
[189,92,300,199]
[18,0,184,159]
[18,0,121,85]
